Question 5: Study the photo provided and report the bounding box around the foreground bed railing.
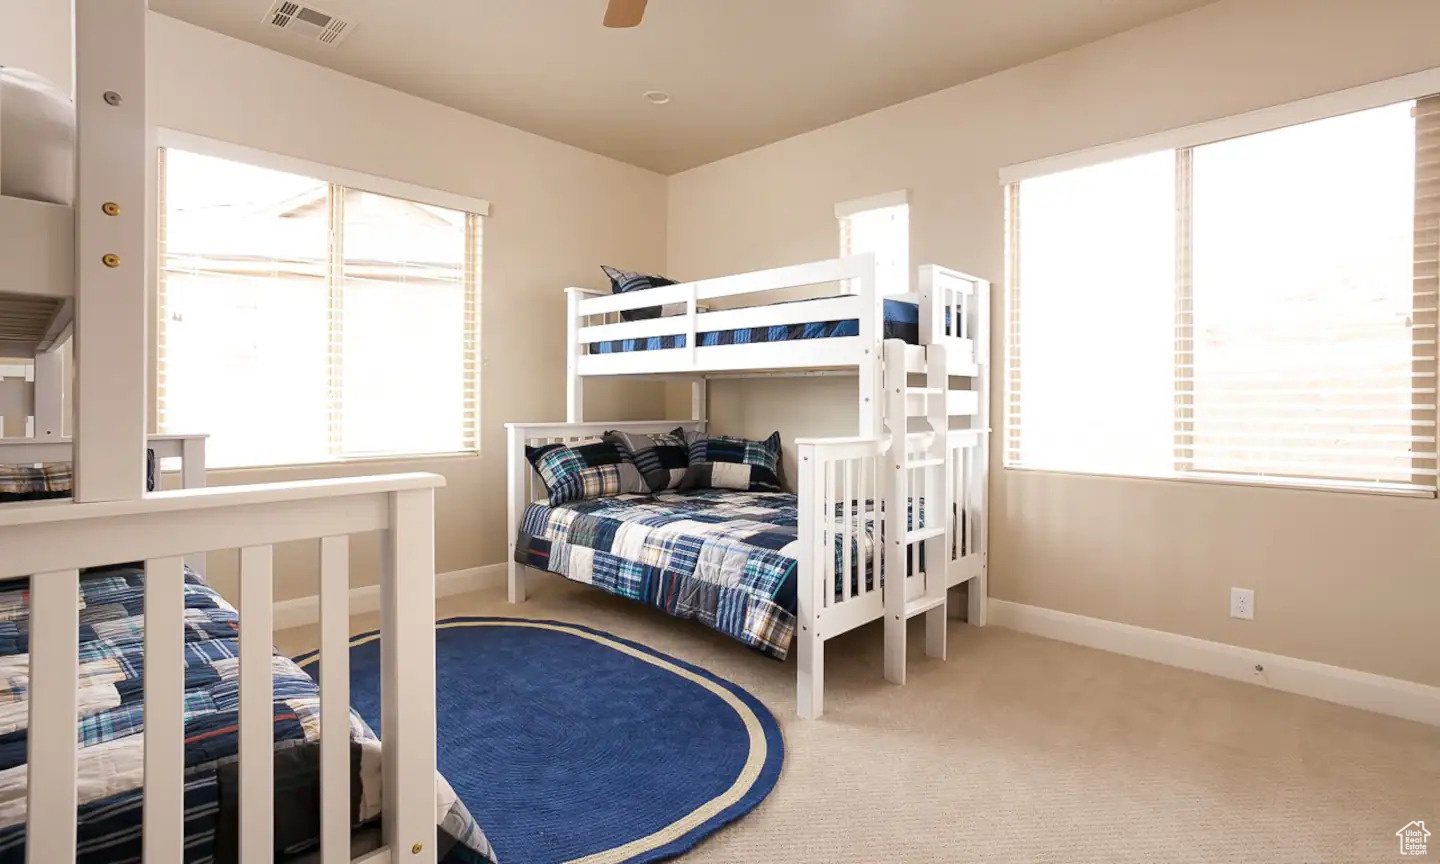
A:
[0,472,442,864]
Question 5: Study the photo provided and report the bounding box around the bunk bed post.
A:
[882,339,908,684]
[855,252,882,438]
[381,488,440,864]
[795,442,825,719]
[566,288,584,422]
[181,435,207,576]
[691,378,707,427]
[31,349,63,438]
[968,279,992,627]
[507,423,529,603]
[72,0,149,503]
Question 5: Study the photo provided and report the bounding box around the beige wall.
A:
[666,0,1440,687]
[2,11,667,602]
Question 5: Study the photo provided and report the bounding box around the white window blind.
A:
[1006,98,1437,494]
[157,147,481,469]
[838,192,910,295]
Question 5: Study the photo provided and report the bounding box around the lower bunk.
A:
[0,565,496,864]
[507,421,990,719]
[514,490,831,660]
[511,489,953,661]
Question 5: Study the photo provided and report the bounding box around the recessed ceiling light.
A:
[643,90,671,105]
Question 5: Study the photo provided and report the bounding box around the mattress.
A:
[0,67,74,205]
[513,490,921,659]
[0,565,497,864]
[589,296,938,354]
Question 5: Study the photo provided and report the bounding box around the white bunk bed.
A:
[508,253,991,719]
[0,4,452,863]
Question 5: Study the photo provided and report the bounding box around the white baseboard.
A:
[272,563,506,631]
[989,599,1440,727]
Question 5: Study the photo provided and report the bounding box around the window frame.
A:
[999,69,1440,498]
[153,130,488,470]
[836,189,910,296]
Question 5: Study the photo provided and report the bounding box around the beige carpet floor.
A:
[276,574,1440,863]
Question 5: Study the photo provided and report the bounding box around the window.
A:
[1006,97,1437,494]
[157,146,482,468]
[837,191,909,295]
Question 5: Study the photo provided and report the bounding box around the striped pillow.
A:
[601,265,681,322]
[678,431,783,493]
[605,427,689,493]
[525,438,646,506]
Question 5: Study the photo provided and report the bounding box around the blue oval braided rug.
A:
[296,617,784,863]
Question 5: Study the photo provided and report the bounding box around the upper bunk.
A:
[0,67,76,358]
[567,253,989,380]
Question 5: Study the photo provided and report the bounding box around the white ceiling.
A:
[150,0,1219,174]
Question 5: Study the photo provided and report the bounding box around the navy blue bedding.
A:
[590,297,937,354]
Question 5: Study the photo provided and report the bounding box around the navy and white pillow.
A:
[678,431,783,493]
[601,265,682,322]
[526,438,646,506]
[605,427,689,493]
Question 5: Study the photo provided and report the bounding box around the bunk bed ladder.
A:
[881,340,952,686]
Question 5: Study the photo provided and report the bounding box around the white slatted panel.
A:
[238,546,275,864]
[319,535,352,864]
[143,557,187,863]
[27,569,80,864]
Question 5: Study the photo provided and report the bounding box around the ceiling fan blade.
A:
[603,0,647,28]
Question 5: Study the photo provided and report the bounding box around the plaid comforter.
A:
[514,490,898,659]
[0,565,496,864]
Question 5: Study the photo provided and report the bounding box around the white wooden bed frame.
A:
[509,254,991,719]
[0,3,442,863]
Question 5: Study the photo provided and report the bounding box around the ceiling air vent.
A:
[263,2,352,46]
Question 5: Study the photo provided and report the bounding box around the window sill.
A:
[1002,465,1436,499]
[160,449,481,475]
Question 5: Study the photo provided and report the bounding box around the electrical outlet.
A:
[1230,587,1254,620]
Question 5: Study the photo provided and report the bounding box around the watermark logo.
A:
[1398,821,1431,856]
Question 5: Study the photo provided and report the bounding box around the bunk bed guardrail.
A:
[568,253,892,376]
[1,472,443,864]
[567,255,984,384]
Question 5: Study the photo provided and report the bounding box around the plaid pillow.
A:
[679,431,783,493]
[601,265,682,322]
[605,427,689,493]
[525,438,646,506]
[0,463,72,502]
